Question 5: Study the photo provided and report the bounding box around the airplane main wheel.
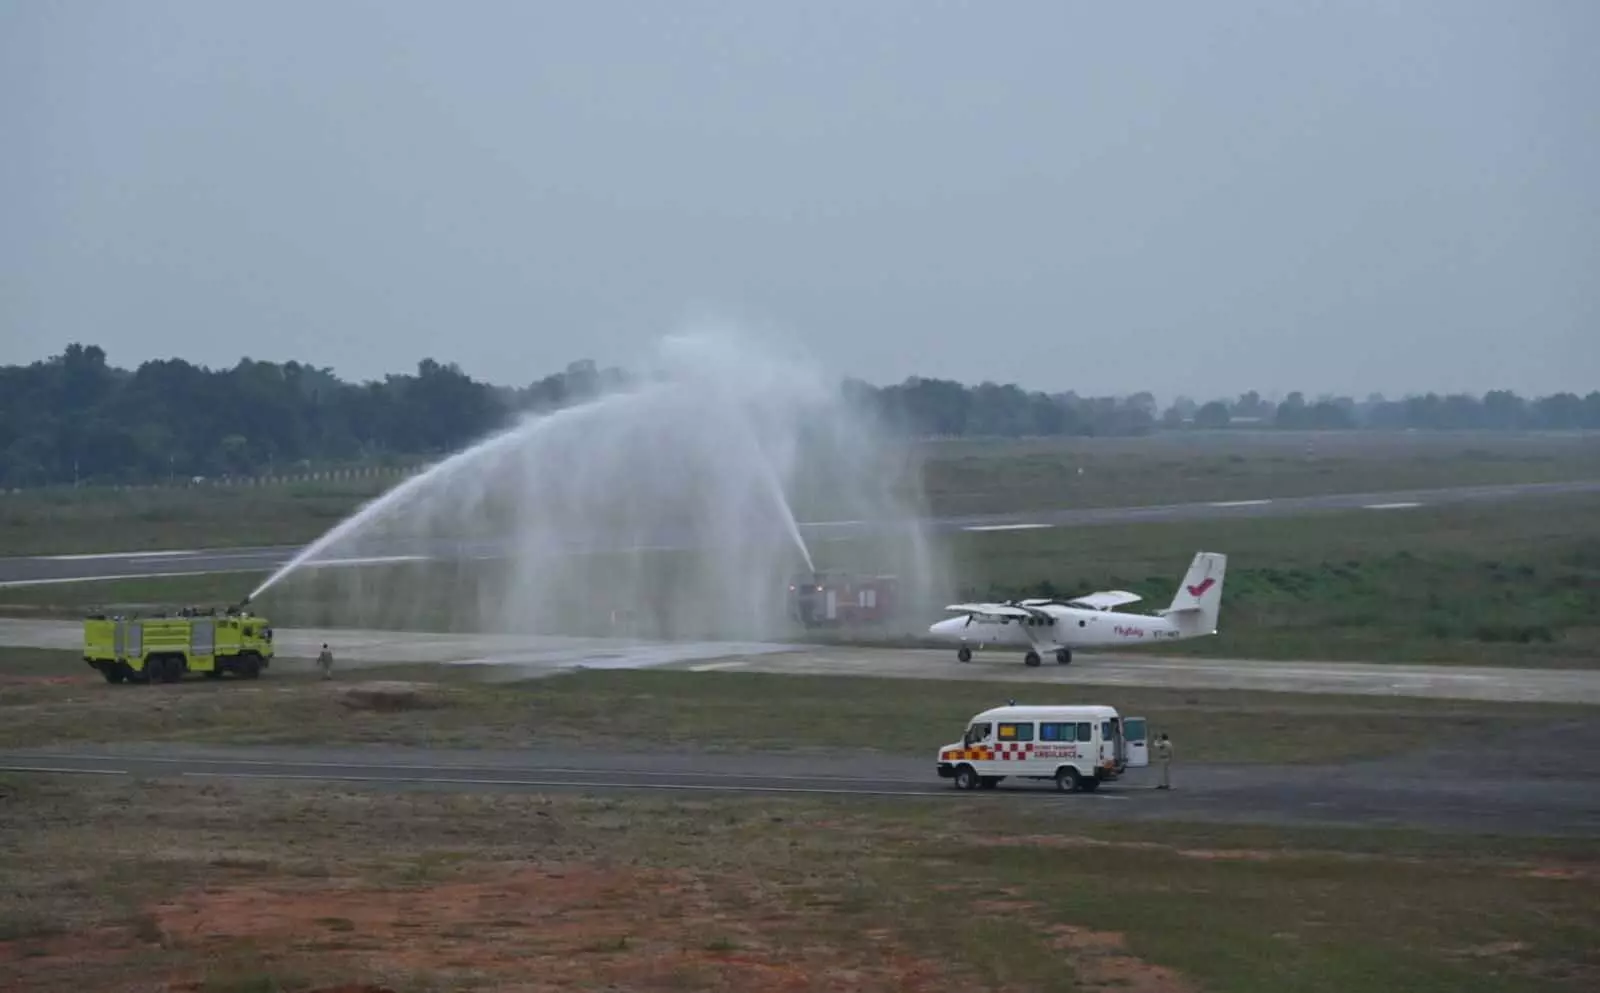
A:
[1056,649,1072,665]
[1024,651,1041,667]
[957,647,972,663]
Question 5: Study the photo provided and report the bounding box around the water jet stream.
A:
[250,329,945,641]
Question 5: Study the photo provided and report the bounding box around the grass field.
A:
[5,647,1597,763]
[916,429,1600,516]
[2,770,1596,991]
[5,434,1598,992]
[4,643,1598,991]
[5,493,1597,668]
[3,431,1597,557]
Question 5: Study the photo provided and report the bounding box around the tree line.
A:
[1,343,1596,487]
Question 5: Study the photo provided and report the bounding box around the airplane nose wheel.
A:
[1056,649,1072,665]
[1024,651,1041,667]
[957,647,972,663]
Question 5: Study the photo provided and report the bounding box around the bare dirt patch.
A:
[1515,865,1600,882]
[1045,925,1199,993]
[974,833,1289,863]
[333,680,450,712]
[14,862,957,993]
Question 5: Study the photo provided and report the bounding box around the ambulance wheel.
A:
[1081,776,1100,792]
[1024,651,1041,667]
[954,765,980,791]
[1055,767,1082,793]
[1056,649,1072,665]
[979,776,1001,789]
[957,647,972,663]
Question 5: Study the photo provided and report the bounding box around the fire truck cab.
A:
[788,571,898,627]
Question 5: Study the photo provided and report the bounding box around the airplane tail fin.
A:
[1162,551,1226,635]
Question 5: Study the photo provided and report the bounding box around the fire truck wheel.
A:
[100,664,125,684]
[1056,649,1072,665]
[954,765,980,791]
[956,647,972,663]
[1055,767,1082,793]
[1024,651,1042,667]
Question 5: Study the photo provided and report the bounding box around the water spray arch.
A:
[250,329,949,642]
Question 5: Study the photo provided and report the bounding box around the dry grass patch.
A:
[1,774,1597,993]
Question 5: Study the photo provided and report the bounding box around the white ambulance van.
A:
[935,704,1149,792]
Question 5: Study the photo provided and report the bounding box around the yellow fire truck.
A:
[82,605,274,684]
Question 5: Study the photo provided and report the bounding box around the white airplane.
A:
[929,551,1226,666]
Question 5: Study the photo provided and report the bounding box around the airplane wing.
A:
[1064,590,1143,611]
[943,602,1038,620]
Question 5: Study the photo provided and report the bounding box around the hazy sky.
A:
[4,1,1596,400]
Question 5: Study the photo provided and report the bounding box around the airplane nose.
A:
[929,617,964,639]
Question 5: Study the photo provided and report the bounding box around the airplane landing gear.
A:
[1056,649,1072,665]
[1024,651,1041,667]
[957,646,972,663]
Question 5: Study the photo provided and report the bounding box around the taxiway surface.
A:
[4,618,1597,703]
[3,735,1595,836]
[3,479,1596,588]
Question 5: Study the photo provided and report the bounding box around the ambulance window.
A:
[1101,720,1115,739]
[998,722,1034,742]
[1076,722,1092,742]
[965,722,992,745]
[1040,722,1064,741]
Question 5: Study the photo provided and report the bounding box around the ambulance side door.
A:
[1123,717,1149,767]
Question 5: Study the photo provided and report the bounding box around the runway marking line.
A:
[1209,499,1271,507]
[0,765,127,776]
[0,753,926,785]
[175,769,966,799]
[37,549,199,561]
[0,568,265,589]
[963,523,1052,532]
[173,769,1132,800]
[689,661,747,672]
[0,757,1140,799]
[300,555,432,568]
[1363,502,1423,510]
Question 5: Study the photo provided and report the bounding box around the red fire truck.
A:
[788,572,899,628]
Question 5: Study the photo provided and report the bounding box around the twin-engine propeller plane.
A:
[929,551,1226,667]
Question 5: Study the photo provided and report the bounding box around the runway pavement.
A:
[4,617,1598,703]
[2,478,1596,588]
[2,735,1596,835]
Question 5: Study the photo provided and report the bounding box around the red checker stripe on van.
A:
[992,742,1035,760]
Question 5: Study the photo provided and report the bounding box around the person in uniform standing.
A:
[317,643,334,680]
[1155,732,1173,789]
